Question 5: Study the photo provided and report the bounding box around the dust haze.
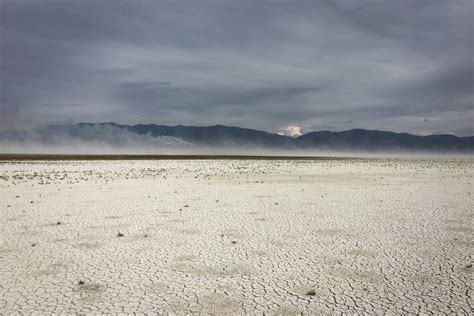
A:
[1,125,472,159]
[0,124,197,155]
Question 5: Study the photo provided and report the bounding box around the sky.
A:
[1,0,473,136]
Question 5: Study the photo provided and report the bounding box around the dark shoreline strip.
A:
[0,154,354,161]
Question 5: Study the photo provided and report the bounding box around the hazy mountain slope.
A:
[123,123,294,148]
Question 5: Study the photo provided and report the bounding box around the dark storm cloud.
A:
[1,0,473,135]
[117,81,319,109]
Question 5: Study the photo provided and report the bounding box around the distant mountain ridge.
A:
[1,122,473,152]
[297,129,474,151]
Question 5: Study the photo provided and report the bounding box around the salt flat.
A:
[0,158,473,314]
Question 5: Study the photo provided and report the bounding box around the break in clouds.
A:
[1,0,473,136]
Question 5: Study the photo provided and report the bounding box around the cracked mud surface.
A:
[0,158,473,314]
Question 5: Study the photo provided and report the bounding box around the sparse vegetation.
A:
[306,289,316,296]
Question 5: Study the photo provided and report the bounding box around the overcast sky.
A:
[1,0,473,136]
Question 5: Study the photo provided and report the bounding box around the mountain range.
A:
[1,122,473,153]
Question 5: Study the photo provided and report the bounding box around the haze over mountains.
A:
[1,122,473,154]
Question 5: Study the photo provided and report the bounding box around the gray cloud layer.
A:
[1,0,473,135]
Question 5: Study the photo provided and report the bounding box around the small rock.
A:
[117,232,124,237]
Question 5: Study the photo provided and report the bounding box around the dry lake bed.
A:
[0,157,473,314]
